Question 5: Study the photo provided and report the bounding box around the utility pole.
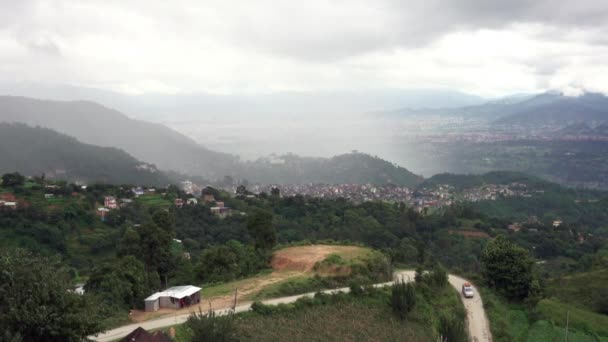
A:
[565,310,570,342]
[233,288,238,313]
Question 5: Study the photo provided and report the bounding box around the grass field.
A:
[134,194,172,208]
[481,288,608,341]
[545,269,608,313]
[173,282,465,342]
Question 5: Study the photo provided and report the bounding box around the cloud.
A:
[0,0,606,96]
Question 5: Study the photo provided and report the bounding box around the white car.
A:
[462,283,475,298]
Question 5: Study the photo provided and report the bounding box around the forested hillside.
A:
[246,152,423,186]
[0,96,422,186]
[0,123,169,185]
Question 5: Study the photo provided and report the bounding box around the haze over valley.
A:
[2,2,608,342]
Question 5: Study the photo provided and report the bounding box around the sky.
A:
[1,0,608,97]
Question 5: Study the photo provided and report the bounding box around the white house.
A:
[144,285,202,312]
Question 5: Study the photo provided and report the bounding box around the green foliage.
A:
[247,209,276,250]
[481,235,534,300]
[196,240,268,283]
[85,255,155,310]
[537,299,608,337]
[0,249,102,341]
[186,308,238,342]
[0,123,169,185]
[390,280,416,320]
[2,172,25,187]
[438,313,467,342]
[545,269,608,315]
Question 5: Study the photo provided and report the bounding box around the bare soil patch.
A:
[271,245,368,272]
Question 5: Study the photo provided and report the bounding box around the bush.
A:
[187,308,238,342]
[391,280,416,320]
[349,281,365,297]
[438,313,467,342]
[250,301,273,315]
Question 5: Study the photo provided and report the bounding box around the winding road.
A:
[92,271,491,342]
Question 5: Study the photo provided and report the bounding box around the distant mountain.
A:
[0,96,240,180]
[0,96,422,186]
[0,123,169,185]
[245,152,423,186]
[381,92,608,127]
[0,83,486,119]
[421,171,550,190]
[493,92,608,126]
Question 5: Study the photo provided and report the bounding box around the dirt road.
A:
[91,271,491,342]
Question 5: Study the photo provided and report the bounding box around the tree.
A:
[247,209,276,250]
[481,235,534,300]
[391,280,416,319]
[236,185,248,195]
[135,222,174,284]
[187,307,237,342]
[438,313,467,342]
[0,249,101,341]
[270,187,280,197]
[152,210,175,236]
[1,172,25,187]
[85,256,151,310]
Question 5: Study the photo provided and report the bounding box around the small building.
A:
[210,206,231,219]
[202,194,215,203]
[187,198,198,206]
[144,285,201,312]
[552,220,563,228]
[508,223,522,232]
[104,196,118,209]
[2,201,17,209]
[174,198,184,208]
[132,187,145,197]
[97,207,110,221]
[44,193,54,199]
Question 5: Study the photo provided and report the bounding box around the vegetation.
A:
[480,235,535,300]
[0,123,169,185]
[0,171,607,338]
[186,308,238,342]
[0,249,102,342]
[174,281,465,342]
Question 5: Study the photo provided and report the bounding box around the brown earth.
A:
[271,245,367,272]
[130,245,368,323]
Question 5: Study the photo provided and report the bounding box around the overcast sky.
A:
[1,0,607,97]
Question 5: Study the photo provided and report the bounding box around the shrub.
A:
[186,307,238,342]
[438,313,467,342]
[250,301,273,315]
[391,280,416,319]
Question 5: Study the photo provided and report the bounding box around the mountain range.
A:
[0,96,422,186]
[385,91,608,127]
[0,123,169,185]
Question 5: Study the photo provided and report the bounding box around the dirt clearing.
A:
[271,245,370,272]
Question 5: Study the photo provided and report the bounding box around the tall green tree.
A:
[0,249,101,342]
[481,235,534,300]
[247,209,276,250]
[85,256,152,310]
[1,172,25,187]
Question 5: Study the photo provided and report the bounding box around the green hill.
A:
[0,123,169,185]
[246,152,423,186]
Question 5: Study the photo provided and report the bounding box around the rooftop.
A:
[144,285,201,301]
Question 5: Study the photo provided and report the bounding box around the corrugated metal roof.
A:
[144,285,201,301]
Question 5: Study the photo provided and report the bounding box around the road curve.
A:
[92,271,491,342]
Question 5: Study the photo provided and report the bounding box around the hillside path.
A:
[91,271,492,342]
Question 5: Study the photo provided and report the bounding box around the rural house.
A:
[104,196,118,209]
[144,285,201,312]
